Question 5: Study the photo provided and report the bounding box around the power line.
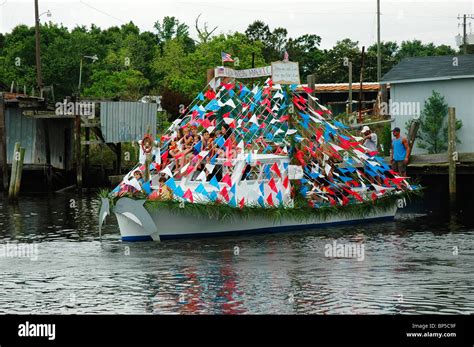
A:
[79,0,126,24]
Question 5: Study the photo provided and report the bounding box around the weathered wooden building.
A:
[297,82,382,116]
[0,92,75,189]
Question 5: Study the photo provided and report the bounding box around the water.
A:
[0,191,473,314]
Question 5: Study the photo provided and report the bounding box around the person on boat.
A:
[390,127,410,176]
[149,176,172,200]
[361,126,378,153]
[168,140,182,174]
[133,170,145,185]
[191,125,199,138]
[182,126,194,146]
[201,131,210,151]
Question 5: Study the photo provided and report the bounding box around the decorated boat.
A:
[98,77,419,241]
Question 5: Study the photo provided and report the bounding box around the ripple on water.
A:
[0,193,473,314]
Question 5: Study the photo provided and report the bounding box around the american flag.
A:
[283,50,289,62]
[221,51,234,62]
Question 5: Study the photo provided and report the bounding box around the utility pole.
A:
[348,61,353,114]
[463,14,467,54]
[377,0,381,81]
[34,0,43,91]
[358,46,365,124]
[458,14,473,54]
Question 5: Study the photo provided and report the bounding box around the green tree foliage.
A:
[417,91,462,154]
[0,18,460,114]
[396,40,456,60]
[315,39,360,83]
[244,20,322,80]
[82,69,150,100]
[153,33,265,99]
[154,16,195,53]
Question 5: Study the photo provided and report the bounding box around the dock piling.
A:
[0,93,8,191]
[8,142,25,199]
[448,107,457,201]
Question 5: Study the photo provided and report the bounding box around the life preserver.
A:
[141,134,153,154]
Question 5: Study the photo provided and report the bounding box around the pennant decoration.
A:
[266,194,274,206]
[183,188,194,203]
[111,77,418,217]
[268,178,278,193]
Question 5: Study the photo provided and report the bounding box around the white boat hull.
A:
[113,198,398,241]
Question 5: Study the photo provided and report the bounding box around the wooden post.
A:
[448,107,456,199]
[84,127,90,186]
[0,93,8,191]
[14,147,25,197]
[8,143,20,198]
[380,84,388,112]
[348,62,353,114]
[100,143,105,183]
[75,114,82,188]
[116,142,122,175]
[8,142,25,199]
[407,118,420,156]
[307,74,316,109]
[42,119,52,189]
[206,68,215,84]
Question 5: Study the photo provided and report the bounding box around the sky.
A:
[0,0,473,49]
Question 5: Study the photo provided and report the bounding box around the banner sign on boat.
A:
[288,165,304,179]
[271,61,300,85]
[214,66,272,79]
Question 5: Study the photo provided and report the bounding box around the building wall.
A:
[6,106,74,170]
[5,107,36,164]
[100,102,157,143]
[390,79,474,154]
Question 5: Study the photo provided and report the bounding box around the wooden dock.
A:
[407,152,474,175]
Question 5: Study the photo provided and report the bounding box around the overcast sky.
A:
[1,0,473,49]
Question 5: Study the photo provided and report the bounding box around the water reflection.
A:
[0,192,473,314]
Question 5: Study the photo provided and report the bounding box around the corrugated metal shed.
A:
[100,102,157,143]
[6,106,36,164]
[297,82,382,92]
[5,106,73,169]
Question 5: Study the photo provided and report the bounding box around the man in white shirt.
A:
[361,126,378,152]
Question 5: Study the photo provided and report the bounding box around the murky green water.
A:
[0,191,473,314]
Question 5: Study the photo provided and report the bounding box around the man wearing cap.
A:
[390,127,410,176]
[361,126,378,152]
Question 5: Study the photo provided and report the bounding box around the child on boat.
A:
[150,176,172,200]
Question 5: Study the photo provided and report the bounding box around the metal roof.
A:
[297,82,381,92]
[100,101,157,143]
[381,55,474,84]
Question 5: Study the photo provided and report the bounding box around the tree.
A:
[154,16,195,53]
[83,69,150,100]
[417,91,462,154]
[153,33,265,100]
[286,34,323,78]
[245,20,271,43]
[315,39,361,83]
[396,40,456,60]
[365,41,399,81]
[195,14,218,44]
